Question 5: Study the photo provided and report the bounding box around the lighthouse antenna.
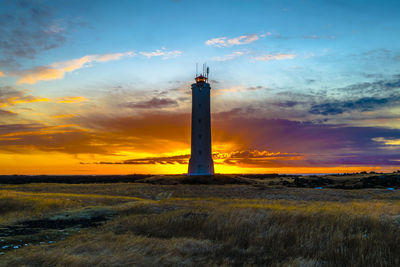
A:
[207,67,209,79]
[196,63,198,77]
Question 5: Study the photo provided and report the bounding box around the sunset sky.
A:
[1,0,400,174]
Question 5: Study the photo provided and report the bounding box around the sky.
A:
[1,0,400,174]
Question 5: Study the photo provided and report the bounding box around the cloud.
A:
[0,109,17,116]
[56,96,88,103]
[273,101,300,108]
[124,97,178,109]
[303,35,320,39]
[247,86,265,91]
[52,114,77,119]
[211,51,245,61]
[373,137,400,146]
[94,149,300,166]
[139,48,182,59]
[0,2,66,61]
[0,112,192,154]
[2,105,400,169]
[16,51,135,84]
[211,86,245,96]
[0,86,89,110]
[0,71,5,77]
[205,34,259,47]
[211,85,264,97]
[336,77,400,97]
[96,154,190,165]
[213,110,400,167]
[260,32,272,38]
[214,150,302,167]
[0,123,106,154]
[0,1,87,73]
[254,53,296,61]
[0,86,50,108]
[309,97,396,116]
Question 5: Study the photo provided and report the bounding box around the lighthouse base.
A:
[188,157,214,175]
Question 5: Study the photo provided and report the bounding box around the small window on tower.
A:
[198,119,201,123]
[198,134,202,139]
[199,104,202,108]
[199,150,202,155]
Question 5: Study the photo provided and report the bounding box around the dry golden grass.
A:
[1,182,400,266]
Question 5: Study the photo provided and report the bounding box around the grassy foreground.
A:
[0,176,400,266]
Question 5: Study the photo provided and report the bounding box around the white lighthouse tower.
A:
[188,64,214,175]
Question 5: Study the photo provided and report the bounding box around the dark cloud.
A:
[247,86,264,91]
[124,97,178,109]
[94,150,301,167]
[274,101,300,108]
[96,154,190,165]
[361,73,384,79]
[309,97,394,115]
[329,77,400,98]
[0,109,16,116]
[0,2,63,61]
[213,107,400,166]
[0,0,85,71]
[357,48,400,61]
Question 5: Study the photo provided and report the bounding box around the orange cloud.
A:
[0,96,50,108]
[16,51,135,84]
[56,96,87,103]
[211,86,244,97]
[373,137,400,146]
[51,114,77,119]
[0,70,5,77]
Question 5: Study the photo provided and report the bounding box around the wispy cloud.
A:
[211,86,244,96]
[124,97,178,109]
[56,96,88,103]
[211,51,245,61]
[139,48,182,59]
[373,137,400,146]
[205,34,259,47]
[0,109,17,116]
[16,51,135,84]
[254,53,296,61]
[309,97,394,116]
[93,149,298,166]
[0,86,50,108]
[303,35,320,39]
[51,114,77,119]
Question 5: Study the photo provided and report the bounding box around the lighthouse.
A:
[188,64,214,175]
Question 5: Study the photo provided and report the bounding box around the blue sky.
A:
[1,0,400,174]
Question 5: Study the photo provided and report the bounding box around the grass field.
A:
[0,175,399,266]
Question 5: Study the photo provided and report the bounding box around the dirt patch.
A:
[0,207,115,252]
